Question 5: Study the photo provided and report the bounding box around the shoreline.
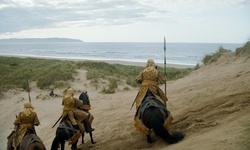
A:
[102,60,194,68]
[0,54,194,69]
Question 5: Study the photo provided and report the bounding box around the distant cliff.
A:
[0,38,83,43]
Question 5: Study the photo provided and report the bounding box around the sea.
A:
[0,42,244,66]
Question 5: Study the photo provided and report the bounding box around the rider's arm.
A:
[135,70,143,83]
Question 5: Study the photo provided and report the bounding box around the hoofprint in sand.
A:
[0,53,249,150]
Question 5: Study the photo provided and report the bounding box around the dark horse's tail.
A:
[143,106,184,144]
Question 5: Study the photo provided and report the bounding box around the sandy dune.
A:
[0,53,249,150]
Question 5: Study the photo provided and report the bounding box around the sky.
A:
[0,0,249,43]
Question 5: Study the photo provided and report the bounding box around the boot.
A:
[83,119,95,133]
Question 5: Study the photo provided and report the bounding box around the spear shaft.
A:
[26,78,31,102]
[164,37,167,96]
[25,69,31,102]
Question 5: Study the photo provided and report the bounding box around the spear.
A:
[26,77,31,102]
[25,69,31,102]
[164,37,167,96]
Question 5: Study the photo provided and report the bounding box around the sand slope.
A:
[0,53,249,150]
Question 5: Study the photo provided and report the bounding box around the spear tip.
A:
[164,36,166,50]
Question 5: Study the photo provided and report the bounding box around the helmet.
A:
[24,102,34,110]
[146,59,155,67]
[66,88,75,96]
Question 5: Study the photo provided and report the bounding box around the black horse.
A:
[7,129,46,150]
[51,117,95,150]
[79,91,95,144]
[135,91,184,144]
[50,118,80,150]
[79,91,90,107]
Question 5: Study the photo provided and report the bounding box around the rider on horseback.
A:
[134,59,168,109]
[134,59,173,136]
[61,88,94,133]
[12,102,40,148]
[133,60,184,144]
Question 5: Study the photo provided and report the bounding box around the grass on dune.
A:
[202,41,250,65]
[0,57,192,95]
[1,41,249,95]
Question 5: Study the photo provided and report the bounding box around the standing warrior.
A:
[134,59,168,109]
[13,102,41,148]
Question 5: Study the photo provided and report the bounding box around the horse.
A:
[78,91,95,144]
[50,117,80,150]
[134,91,185,144]
[7,128,46,150]
[50,116,95,150]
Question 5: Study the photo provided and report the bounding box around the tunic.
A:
[14,111,40,147]
[135,66,168,109]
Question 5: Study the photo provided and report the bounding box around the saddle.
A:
[139,96,168,120]
[134,93,173,135]
[19,134,43,150]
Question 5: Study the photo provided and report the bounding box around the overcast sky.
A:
[0,0,249,43]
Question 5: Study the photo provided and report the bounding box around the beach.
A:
[99,59,194,68]
[0,42,243,67]
[0,52,249,150]
[0,54,195,69]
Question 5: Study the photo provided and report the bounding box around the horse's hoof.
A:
[147,135,154,143]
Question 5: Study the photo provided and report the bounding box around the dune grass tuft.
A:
[235,41,250,56]
[202,46,232,65]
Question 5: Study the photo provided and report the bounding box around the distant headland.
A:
[0,38,83,43]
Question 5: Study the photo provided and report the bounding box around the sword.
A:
[130,92,139,110]
[52,115,62,128]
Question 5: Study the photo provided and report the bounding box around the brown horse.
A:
[7,129,46,150]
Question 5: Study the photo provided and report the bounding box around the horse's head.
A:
[79,92,90,105]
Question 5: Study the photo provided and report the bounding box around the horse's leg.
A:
[51,137,60,150]
[71,140,78,150]
[82,133,85,144]
[146,135,152,143]
[89,132,95,144]
[60,140,65,150]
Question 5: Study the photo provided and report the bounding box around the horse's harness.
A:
[58,119,79,138]
[138,94,168,121]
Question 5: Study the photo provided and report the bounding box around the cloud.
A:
[0,0,249,42]
[0,0,172,34]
